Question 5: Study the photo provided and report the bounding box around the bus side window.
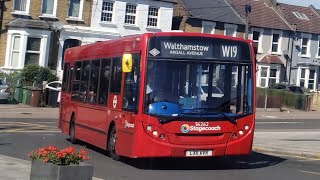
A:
[88,60,100,104]
[71,62,82,101]
[123,54,140,112]
[98,59,111,105]
[110,58,122,93]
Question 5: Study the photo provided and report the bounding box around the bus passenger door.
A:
[113,54,140,157]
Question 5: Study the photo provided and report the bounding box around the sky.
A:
[278,0,320,9]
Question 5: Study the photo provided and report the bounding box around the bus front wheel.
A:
[108,126,120,161]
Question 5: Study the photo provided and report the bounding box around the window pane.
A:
[269,78,276,86]
[123,55,140,110]
[300,69,305,78]
[27,38,41,51]
[253,31,260,41]
[300,80,305,88]
[11,52,20,67]
[272,34,279,43]
[203,25,212,34]
[125,5,136,24]
[270,69,277,77]
[309,70,315,79]
[69,0,80,17]
[147,8,158,27]
[88,60,100,104]
[226,28,235,36]
[13,36,21,50]
[14,0,27,11]
[101,1,113,22]
[98,59,111,104]
[110,58,122,93]
[260,79,266,87]
[302,38,308,46]
[25,53,40,65]
[261,67,268,77]
[42,0,54,14]
[272,44,278,53]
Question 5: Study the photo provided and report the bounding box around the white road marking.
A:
[256,122,304,124]
[263,115,278,119]
[299,170,320,175]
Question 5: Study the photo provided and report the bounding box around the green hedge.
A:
[257,87,312,110]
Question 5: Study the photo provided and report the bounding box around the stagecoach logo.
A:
[149,48,160,56]
[124,120,135,128]
[180,123,221,133]
[113,95,117,108]
[181,124,190,133]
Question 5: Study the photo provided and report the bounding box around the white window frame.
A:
[40,0,58,17]
[12,0,31,15]
[25,37,42,66]
[299,33,311,58]
[147,7,159,27]
[100,0,114,23]
[250,28,264,54]
[67,0,84,20]
[124,4,137,25]
[316,35,320,58]
[10,35,21,68]
[270,30,283,55]
[257,65,280,88]
[297,67,317,91]
[224,24,237,37]
[202,21,216,34]
[292,12,309,20]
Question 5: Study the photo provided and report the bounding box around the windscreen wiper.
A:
[182,108,237,125]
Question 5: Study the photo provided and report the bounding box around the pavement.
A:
[0,104,319,179]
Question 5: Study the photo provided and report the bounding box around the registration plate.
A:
[186,150,213,157]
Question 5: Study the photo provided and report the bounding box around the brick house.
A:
[0,0,174,78]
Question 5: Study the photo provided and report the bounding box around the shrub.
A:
[20,65,58,86]
[256,87,312,110]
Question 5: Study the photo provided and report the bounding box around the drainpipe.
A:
[0,0,4,32]
[288,24,297,88]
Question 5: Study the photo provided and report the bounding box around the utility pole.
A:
[245,3,252,39]
[288,24,297,88]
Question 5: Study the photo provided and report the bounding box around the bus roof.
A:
[64,32,252,62]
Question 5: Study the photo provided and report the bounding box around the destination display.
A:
[147,36,251,61]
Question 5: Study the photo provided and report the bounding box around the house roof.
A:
[229,0,292,31]
[6,18,53,30]
[277,3,320,34]
[180,0,245,25]
[259,55,284,64]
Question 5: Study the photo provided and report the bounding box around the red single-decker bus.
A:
[59,32,256,160]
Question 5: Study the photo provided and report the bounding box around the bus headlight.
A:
[244,125,249,130]
[143,123,169,142]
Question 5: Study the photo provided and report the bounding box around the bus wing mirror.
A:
[122,54,133,73]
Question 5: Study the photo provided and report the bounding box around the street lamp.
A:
[245,3,252,40]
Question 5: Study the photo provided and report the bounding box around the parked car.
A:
[269,83,304,94]
[0,79,10,103]
[200,84,224,100]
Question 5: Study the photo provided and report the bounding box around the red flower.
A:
[28,146,88,165]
